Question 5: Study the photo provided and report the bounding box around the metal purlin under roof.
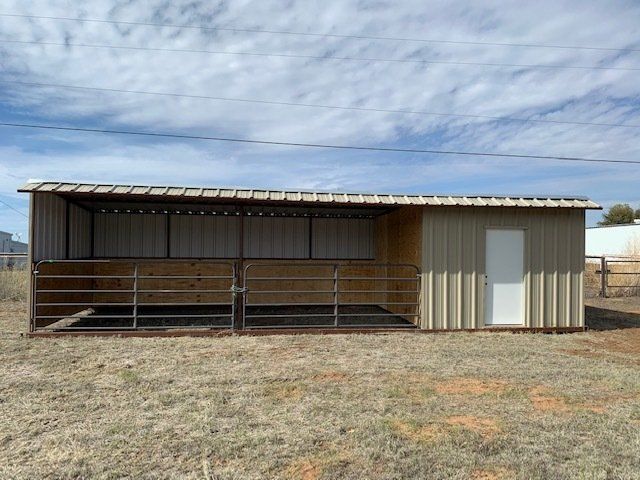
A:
[18,181,601,209]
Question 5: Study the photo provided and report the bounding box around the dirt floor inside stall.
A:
[1,298,639,479]
[50,304,416,329]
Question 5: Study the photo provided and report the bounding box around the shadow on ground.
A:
[586,305,640,331]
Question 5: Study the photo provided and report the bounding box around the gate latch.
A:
[230,285,248,295]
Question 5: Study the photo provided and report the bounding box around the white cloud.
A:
[0,0,639,234]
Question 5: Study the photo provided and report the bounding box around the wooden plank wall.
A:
[374,206,423,320]
[93,261,234,305]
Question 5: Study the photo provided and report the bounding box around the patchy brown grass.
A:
[581,404,607,414]
[445,415,501,438]
[529,386,570,413]
[1,299,640,479]
[471,467,514,480]
[284,459,322,480]
[390,415,501,443]
[435,377,508,395]
[572,300,640,367]
[264,379,306,401]
[312,370,350,382]
[389,419,443,443]
[582,329,640,357]
[562,337,640,366]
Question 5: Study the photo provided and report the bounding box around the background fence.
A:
[2,253,639,305]
[586,255,640,298]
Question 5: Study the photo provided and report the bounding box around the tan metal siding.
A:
[68,203,92,259]
[32,193,67,261]
[169,215,239,258]
[94,213,167,257]
[19,181,601,209]
[421,207,584,329]
[243,217,309,258]
[312,218,374,259]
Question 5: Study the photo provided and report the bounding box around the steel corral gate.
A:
[32,259,237,331]
[593,256,640,297]
[242,263,421,329]
[32,259,421,331]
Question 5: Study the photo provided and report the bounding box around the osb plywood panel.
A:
[374,207,423,320]
[376,206,422,267]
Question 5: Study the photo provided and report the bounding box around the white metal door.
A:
[485,229,524,325]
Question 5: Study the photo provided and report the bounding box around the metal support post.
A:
[132,263,139,328]
[333,264,339,327]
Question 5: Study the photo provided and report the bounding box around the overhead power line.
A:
[1,12,638,53]
[0,121,638,165]
[4,79,640,130]
[1,39,638,72]
[0,198,28,218]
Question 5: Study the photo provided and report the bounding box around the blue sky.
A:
[1,0,640,239]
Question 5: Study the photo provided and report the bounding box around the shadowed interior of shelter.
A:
[30,193,422,332]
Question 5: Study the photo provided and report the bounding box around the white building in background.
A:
[585,221,640,257]
[0,230,28,254]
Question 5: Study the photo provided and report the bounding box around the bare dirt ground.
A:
[1,300,639,479]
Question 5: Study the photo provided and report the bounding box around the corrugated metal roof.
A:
[18,181,601,209]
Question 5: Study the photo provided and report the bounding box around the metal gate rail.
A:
[32,259,236,331]
[588,255,640,297]
[242,263,421,329]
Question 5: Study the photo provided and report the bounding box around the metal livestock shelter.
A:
[19,181,600,335]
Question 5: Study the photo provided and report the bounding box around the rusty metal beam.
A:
[26,325,585,338]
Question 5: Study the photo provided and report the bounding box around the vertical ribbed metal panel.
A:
[32,193,67,261]
[68,203,92,259]
[312,218,374,259]
[421,207,585,329]
[0,232,10,253]
[169,215,239,258]
[243,217,309,258]
[94,213,167,257]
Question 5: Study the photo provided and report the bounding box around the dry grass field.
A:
[1,300,639,479]
[0,269,29,302]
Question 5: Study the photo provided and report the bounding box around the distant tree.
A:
[635,208,640,220]
[598,203,635,226]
